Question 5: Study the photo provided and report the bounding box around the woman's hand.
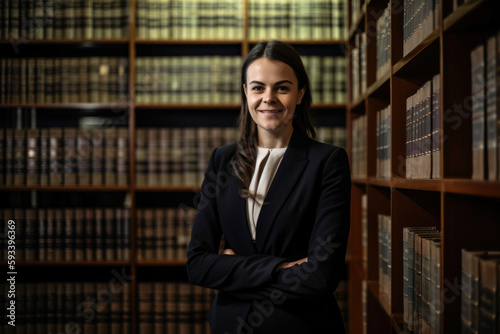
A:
[221,248,236,255]
[274,257,308,272]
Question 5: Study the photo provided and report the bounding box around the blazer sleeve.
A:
[228,147,351,300]
[186,147,288,292]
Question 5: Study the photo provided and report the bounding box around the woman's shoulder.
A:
[306,136,347,157]
[211,142,238,165]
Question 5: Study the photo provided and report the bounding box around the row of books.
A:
[378,214,391,301]
[461,249,500,334]
[136,0,243,40]
[248,0,347,41]
[403,0,440,57]
[138,281,215,334]
[0,127,128,186]
[403,226,441,333]
[471,33,500,181]
[136,208,195,261]
[1,0,130,41]
[351,31,367,103]
[0,281,130,333]
[376,105,391,180]
[135,56,241,105]
[136,127,236,187]
[0,57,128,104]
[317,126,346,149]
[350,0,363,30]
[376,3,391,81]
[303,55,347,104]
[351,115,367,179]
[0,207,130,262]
[406,74,441,180]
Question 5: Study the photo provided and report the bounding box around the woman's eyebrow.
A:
[248,80,294,86]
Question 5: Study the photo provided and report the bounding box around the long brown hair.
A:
[232,40,316,197]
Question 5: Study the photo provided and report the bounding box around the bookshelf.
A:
[0,0,348,333]
[347,0,500,333]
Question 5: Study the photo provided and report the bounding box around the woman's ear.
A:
[297,86,306,105]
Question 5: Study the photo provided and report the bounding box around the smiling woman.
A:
[187,40,351,334]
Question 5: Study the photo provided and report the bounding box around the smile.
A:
[258,110,283,113]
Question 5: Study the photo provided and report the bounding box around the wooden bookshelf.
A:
[0,0,349,333]
[347,0,500,333]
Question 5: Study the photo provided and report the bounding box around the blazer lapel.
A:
[254,130,309,250]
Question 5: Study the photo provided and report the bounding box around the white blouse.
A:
[246,146,287,241]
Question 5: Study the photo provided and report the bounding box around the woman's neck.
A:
[257,127,293,149]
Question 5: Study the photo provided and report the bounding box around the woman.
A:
[187,40,351,334]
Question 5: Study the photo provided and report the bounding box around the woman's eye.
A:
[251,86,264,91]
[277,86,289,92]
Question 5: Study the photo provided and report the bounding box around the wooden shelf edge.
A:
[134,186,201,192]
[14,261,131,266]
[348,94,366,111]
[136,260,187,266]
[135,103,240,110]
[444,178,500,198]
[0,38,129,45]
[135,39,243,45]
[392,178,442,192]
[392,28,440,76]
[0,103,130,109]
[367,177,391,188]
[248,39,347,45]
[352,178,368,185]
[0,185,130,191]
[367,71,390,97]
[443,0,488,32]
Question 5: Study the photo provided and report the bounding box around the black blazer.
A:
[187,129,351,334]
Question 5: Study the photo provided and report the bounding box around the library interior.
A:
[1,0,500,333]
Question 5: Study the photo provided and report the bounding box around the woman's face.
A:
[244,58,305,139]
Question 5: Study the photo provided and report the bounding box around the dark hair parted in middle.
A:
[232,40,316,197]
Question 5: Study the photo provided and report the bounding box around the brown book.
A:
[44,58,55,103]
[135,128,147,186]
[138,282,154,333]
[114,207,123,261]
[54,208,64,261]
[104,207,116,260]
[69,57,80,103]
[121,207,130,261]
[147,128,160,186]
[143,209,154,260]
[77,128,92,186]
[64,208,74,261]
[183,128,198,186]
[37,208,46,261]
[153,282,166,333]
[89,57,100,103]
[27,58,36,103]
[159,128,170,186]
[45,208,55,261]
[63,128,78,186]
[136,209,144,260]
[84,208,95,261]
[74,208,85,261]
[90,128,104,186]
[166,282,177,332]
[116,127,128,186]
[471,44,486,180]
[39,128,50,186]
[24,208,37,261]
[165,208,176,260]
[49,128,64,185]
[13,129,26,186]
[36,57,45,103]
[99,57,111,102]
[170,128,183,185]
[154,208,166,260]
[79,57,89,102]
[26,128,40,186]
[94,207,104,261]
[4,129,14,185]
[103,127,117,186]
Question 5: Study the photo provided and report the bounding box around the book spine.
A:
[63,128,78,186]
[84,208,95,260]
[64,208,74,261]
[104,208,116,260]
[24,208,37,261]
[146,127,159,186]
[471,44,486,180]
[37,208,46,261]
[13,129,26,186]
[26,128,40,186]
[95,208,104,261]
[91,128,104,185]
[103,127,117,186]
[154,208,165,260]
[116,127,128,186]
[74,208,84,261]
